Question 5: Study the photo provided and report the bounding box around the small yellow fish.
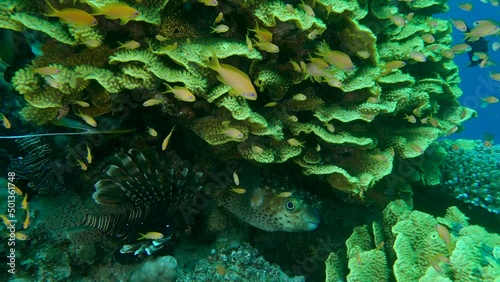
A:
[458,2,473,11]
[325,123,335,133]
[82,39,101,48]
[211,24,229,33]
[245,33,253,52]
[322,50,354,71]
[13,185,22,196]
[162,126,175,151]
[248,20,273,42]
[403,114,417,123]
[76,111,97,127]
[214,12,224,24]
[288,115,298,122]
[76,159,88,171]
[406,12,414,22]
[451,44,472,54]
[74,101,90,107]
[34,66,61,76]
[118,40,141,50]
[143,98,164,107]
[229,187,246,194]
[464,24,500,41]
[357,50,370,59]
[436,224,453,253]
[252,40,279,53]
[490,72,500,81]
[233,170,240,185]
[409,51,426,62]
[390,14,406,26]
[481,96,499,104]
[44,76,60,89]
[384,60,406,69]
[15,232,28,241]
[162,42,178,51]
[1,113,11,129]
[206,52,257,100]
[307,29,321,40]
[264,102,277,107]
[450,19,467,32]
[0,215,12,227]
[22,193,28,210]
[155,34,168,41]
[492,42,500,51]
[287,138,305,147]
[441,50,455,59]
[293,94,306,101]
[222,127,244,140]
[162,83,196,102]
[198,0,218,6]
[251,144,264,154]
[147,127,158,137]
[421,33,435,44]
[86,144,92,164]
[23,209,30,229]
[275,191,292,198]
[299,1,315,17]
[137,231,164,240]
[44,0,98,28]
[285,4,295,14]
[89,3,140,25]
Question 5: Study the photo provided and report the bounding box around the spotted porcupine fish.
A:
[219,186,320,232]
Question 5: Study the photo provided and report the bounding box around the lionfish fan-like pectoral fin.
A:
[113,152,158,199]
[105,164,145,204]
[93,179,129,205]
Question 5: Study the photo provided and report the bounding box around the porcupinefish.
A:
[218,185,320,232]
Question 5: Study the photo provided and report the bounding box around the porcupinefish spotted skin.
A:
[82,149,203,242]
[219,186,320,232]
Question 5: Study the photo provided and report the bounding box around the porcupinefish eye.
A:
[285,199,298,211]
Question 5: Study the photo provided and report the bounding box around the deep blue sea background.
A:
[439,1,500,142]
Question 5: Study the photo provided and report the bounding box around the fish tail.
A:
[86,2,102,15]
[44,0,60,17]
[206,51,221,71]
[163,83,173,92]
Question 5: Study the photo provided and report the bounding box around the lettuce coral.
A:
[325,200,500,281]
[1,0,474,196]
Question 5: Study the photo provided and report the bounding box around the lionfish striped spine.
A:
[83,149,203,242]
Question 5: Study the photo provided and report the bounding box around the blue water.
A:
[439,1,500,141]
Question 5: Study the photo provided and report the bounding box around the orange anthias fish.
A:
[89,3,140,25]
[44,0,97,28]
[206,52,257,100]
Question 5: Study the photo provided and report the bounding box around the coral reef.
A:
[0,0,474,197]
[325,200,500,281]
[176,235,305,281]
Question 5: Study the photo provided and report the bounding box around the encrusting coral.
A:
[2,0,474,197]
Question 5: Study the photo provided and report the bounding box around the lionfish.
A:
[7,137,65,194]
[81,149,203,255]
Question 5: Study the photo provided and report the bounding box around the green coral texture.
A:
[325,200,500,281]
[1,0,474,195]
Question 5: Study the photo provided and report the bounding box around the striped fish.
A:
[82,149,203,242]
